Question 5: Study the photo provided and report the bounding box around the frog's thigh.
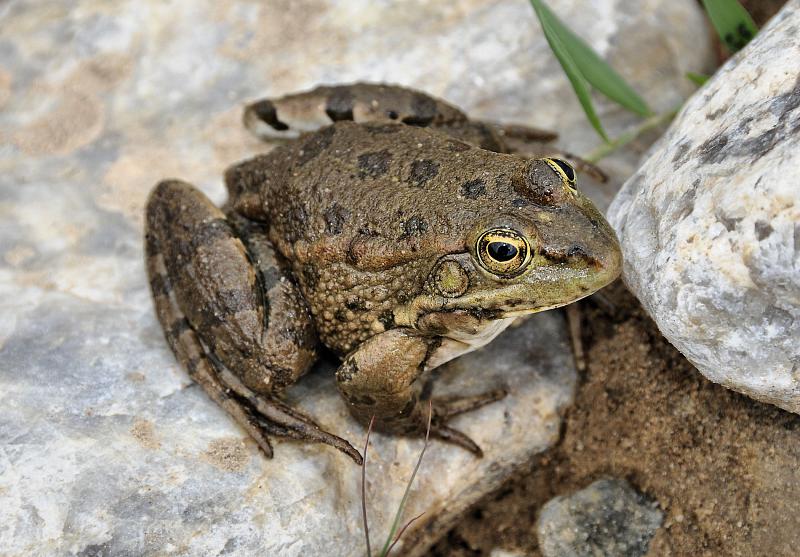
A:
[146,180,315,395]
[336,328,431,435]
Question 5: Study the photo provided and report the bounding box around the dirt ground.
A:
[427,4,795,554]
[428,282,800,556]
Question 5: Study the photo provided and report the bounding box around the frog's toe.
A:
[432,388,508,420]
[430,423,483,457]
[426,387,508,457]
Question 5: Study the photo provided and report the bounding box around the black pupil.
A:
[551,158,575,182]
[488,241,518,262]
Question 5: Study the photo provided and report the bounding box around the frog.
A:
[144,83,622,464]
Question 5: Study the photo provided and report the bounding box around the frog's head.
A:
[421,158,622,321]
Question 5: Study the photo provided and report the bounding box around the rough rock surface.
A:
[0,1,711,555]
[608,1,800,413]
[536,478,663,557]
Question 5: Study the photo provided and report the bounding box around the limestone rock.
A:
[536,478,663,557]
[608,1,800,413]
[0,297,574,556]
[0,0,712,555]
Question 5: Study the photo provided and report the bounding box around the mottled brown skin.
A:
[145,83,622,463]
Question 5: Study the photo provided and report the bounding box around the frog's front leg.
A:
[145,180,362,463]
[336,329,506,456]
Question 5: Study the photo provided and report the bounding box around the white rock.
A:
[0,0,712,555]
[608,1,800,413]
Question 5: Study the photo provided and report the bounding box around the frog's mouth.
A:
[498,303,566,319]
[433,275,601,321]
[497,291,597,319]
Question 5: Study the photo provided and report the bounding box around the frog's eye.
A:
[543,158,577,191]
[476,228,532,277]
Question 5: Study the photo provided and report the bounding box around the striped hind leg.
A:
[144,180,362,463]
[242,82,469,140]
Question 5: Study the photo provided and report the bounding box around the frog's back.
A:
[253,121,527,269]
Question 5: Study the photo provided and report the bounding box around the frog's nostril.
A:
[567,245,588,258]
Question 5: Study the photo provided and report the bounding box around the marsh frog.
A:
[145,83,621,463]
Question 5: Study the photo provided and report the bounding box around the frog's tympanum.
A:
[145,83,621,464]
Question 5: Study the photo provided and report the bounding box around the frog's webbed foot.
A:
[211,362,363,464]
[426,389,508,456]
[145,180,362,464]
[336,328,506,457]
[432,389,508,420]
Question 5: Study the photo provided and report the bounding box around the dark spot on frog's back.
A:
[409,159,439,187]
[345,298,367,311]
[297,126,335,166]
[461,178,486,199]
[378,310,395,330]
[402,93,437,126]
[249,100,289,131]
[323,203,351,235]
[402,216,428,237]
[325,89,354,122]
[358,150,392,178]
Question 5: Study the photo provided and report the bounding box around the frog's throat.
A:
[424,317,516,370]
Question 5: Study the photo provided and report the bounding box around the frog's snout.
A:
[543,240,618,275]
[533,201,623,295]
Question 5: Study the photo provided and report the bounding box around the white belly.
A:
[424,317,516,370]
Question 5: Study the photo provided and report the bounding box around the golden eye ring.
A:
[476,228,532,277]
[543,157,577,191]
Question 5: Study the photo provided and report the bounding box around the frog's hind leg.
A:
[145,180,362,464]
[243,82,468,140]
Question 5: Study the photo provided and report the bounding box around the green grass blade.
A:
[379,403,433,556]
[361,416,375,557]
[530,0,651,119]
[701,0,757,52]
[530,0,608,140]
[686,71,710,86]
[557,21,651,116]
